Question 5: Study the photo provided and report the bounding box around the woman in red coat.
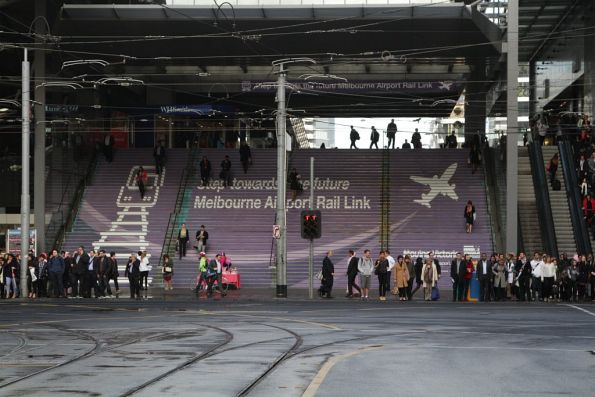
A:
[462,254,474,301]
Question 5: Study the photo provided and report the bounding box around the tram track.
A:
[0,324,102,389]
[120,324,234,396]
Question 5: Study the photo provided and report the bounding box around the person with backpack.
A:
[357,249,374,301]
[369,126,380,149]
[349,126,360,149]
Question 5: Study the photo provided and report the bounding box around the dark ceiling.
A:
[0,1,506,118]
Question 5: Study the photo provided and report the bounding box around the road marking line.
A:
[302,345,383,397]
[562,304,595,319]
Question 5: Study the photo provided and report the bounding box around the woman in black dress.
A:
[464,200,476,233]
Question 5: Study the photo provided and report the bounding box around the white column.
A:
[506,0,519,253]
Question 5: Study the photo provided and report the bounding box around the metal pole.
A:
[34,0,46,254]
[20,48,30,298]
[275,65,287,298]
[309,156,314,299]
[506,0,519,253]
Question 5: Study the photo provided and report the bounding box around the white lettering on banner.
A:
[194,176,369,210]
[197,177,350,192]
[93,166,164,252]
[194,196,263,209]
[403,247,481,262]
[193,194,372,210]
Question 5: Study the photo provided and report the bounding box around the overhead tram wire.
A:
[5,0,454,46]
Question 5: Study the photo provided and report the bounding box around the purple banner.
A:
[241,80,461,94]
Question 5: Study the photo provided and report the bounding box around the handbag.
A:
[164,266,172,273]
[431,286,440,301]
[315,270,323,280]
[30,267,37,282]
[391,286,399,295]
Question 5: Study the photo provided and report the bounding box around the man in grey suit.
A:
[476,253,493,302]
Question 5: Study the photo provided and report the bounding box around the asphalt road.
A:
[1,297,594,397]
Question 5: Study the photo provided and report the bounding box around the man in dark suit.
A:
[457,256,468,301]
[72,246,89,298]
[86,250,100,298]
[476,253,493,302]
[450,253,463,302]
[125,254,141,300]
[97,250,110,298]
[345,250,361,298]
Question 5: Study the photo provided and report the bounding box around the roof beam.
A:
[529,0,582,62]
[522,3,546,37]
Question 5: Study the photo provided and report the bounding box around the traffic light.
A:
[301,210,321,240]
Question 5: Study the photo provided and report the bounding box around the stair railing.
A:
[49,148,98,252]
[528,143,558,257]
[559,141,592,255]
[156,148,198,278]
[379,148,391,251]
[481,147,503,253]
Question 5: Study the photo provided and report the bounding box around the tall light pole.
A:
[272,58,315,298]
[20,48,30,298]
[275,63,287,298]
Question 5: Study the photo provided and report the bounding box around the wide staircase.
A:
[170,148,279,288]
[62,148,189,287]
[174,148,493,290]
[518,147,543,254]
[388,149,492,290]
[541,145,577,255]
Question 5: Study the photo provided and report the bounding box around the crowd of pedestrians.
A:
[319,249,595,303]
[319,250,442,301]
[0,247,154,300]
[348,120,425,150]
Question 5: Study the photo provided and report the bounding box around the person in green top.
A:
[194,252,208,293]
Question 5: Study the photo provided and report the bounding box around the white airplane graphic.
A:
[438,81,454,90]
[410,163,459,208]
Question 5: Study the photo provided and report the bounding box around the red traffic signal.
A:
[301,210,321,240]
